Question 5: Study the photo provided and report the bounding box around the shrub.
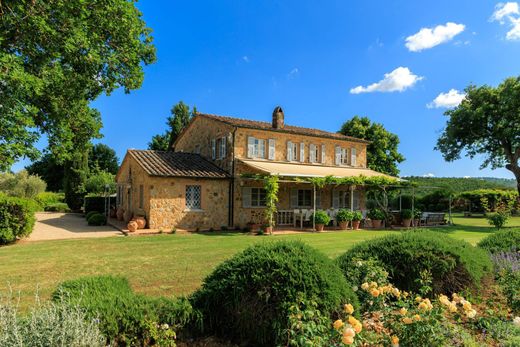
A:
[35,191,64,209]
[312,210,331,225]
[191,241,358,346]
[400,209,413,219]
[0,196,36,244]
[487,211,510,229]
[86,210,100,220]
[0,292,105,347]
[336,209,353,222]
[478,229,520,253]
[0,170,46,199]
[337,231,492,295]
[44,202,70,212]
[352,211,363,221]
[84,196,116,214]
[54,275,191,345]
[85,170,116,195]
[87,213,106,226]
[367,208,385,220]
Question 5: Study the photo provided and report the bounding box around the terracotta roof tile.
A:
[197,113,369,143]
[128,150,229,178]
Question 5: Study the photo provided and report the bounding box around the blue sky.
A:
[13,1,520,178]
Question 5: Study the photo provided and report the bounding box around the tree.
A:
[26,154,65,192]
[89,144,119,175]
[64,150,88,211]
[0,0,156,171]
[339,116,405,176]
[0,170,46,198]
[148,101,197,151]
[436,77,520,195]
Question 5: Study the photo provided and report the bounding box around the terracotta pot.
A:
[371,220,382,229]
[116,207,124,221]
[247,223,261,232]
[123,210,133,223]
[264,226,273,234]
[338,221,348,230]
[315,224,325,232]
[352,220,361,230]
[127,220,138,232]
[402,219,412,228]
[134,216,146,229]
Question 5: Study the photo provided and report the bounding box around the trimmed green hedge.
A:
[192,241,358,346]
[337,231,492,295]
[0,196,36,244]
[478,229,520,253]
[87,213,106,226]
[53,276,197,345]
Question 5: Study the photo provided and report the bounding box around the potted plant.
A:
[413,209,422,227]
[336,209,353,230]
[312,210,331,232]
[351,211,363,230]
[263,224,273,235]
[400,209,413,228]
[247,221,261,233]
[368,208,385,228]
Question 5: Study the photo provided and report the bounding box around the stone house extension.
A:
[117,107,395,230]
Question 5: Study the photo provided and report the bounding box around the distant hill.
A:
[403,176,516,197]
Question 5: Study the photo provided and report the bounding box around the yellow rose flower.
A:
[348,316,359,326]
[399,307,408,315]
[418,302,428,311]
[463,301,472,311]
[370,288,380,297]
[448,303,458,313]
[353,322,363,333]
[343,327,356,337]
[333,319,344,330]
[369,281,378,288]
[466,309,477,319]
[413,314,421,321]
[361,282,369,290]
[415,296,422,303]
[402,317,413,324]
[342,335,354,345]
[439,294,450,306]
[392,288,401,297]
[344,303,354,315]
[391,335,400,346]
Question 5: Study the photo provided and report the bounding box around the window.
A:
[300,142,305,162]
[185,185,201,210]
[242,187,266,207]
[291,189,320,207]
[309,144,319,163]
[321,144,326,163]
[334,190,351,208]
[247,136,265,158]
[298,189,312,207]
[350,147,357,166]
[211,139,216,159]
[268,139,275,160]
[335,146,349,165]
[287,141,298,161]
[139,185,144,209]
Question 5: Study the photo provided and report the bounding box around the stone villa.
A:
[116,107,394,230]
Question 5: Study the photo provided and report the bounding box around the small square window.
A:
[186,185,201,210]
[251,188,266,207]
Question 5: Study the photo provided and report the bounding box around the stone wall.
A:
[117,153,230,230]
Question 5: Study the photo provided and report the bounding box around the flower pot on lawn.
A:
[127,220,138,232]
[402,219,412,228]
[315,224,325,232]
[134,216,146,229]
[351,220,361,230]
[338,221,348,230]
[264,226,273,234]
[371,220,382,229]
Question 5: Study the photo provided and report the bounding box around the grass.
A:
[0,215,510,309]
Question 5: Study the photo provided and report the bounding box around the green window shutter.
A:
[242,187,251,208]
[290,189,298,208]
[332,190,339,208]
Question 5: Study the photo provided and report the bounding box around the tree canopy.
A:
[436,76,520,194]
[148,101,197,151]
[0,0,156,171]
[89,144,119,175]
[339,116,405,176]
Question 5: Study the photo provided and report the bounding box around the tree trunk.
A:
[506,163,520,196]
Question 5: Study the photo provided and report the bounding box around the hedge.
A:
[478,229,520,253]
[84,196,116,214]
[191,240,358,346]
[337,231,492,295]
[0,196,36,244]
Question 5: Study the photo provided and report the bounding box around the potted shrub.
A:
[401,209,413,227]
[336,209,353,230]
[413,209,422,227]
[247,221,261,233]
[368,208,385,228]
[351,211,363,230]
[312,210,331,232]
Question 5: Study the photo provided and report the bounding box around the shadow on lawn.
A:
[425,225,496,234]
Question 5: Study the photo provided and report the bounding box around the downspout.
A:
[228,127,237,228]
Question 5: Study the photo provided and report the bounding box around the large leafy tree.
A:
[339,116,405,176]
[26,153,65,192]
[436,77,520,195]
[90,144,119,175]
[148,101,197,151]
[0,0,156,171]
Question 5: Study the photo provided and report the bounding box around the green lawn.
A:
[0,217,505,309]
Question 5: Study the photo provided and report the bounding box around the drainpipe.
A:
[228,127,237,228]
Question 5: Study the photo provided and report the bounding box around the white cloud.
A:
[491,2,519,22]
[463,175,471,178]
[423,173,435,178]
[242,56,250,63]
[288,67,299,78]
[350,67,423,94]
[405,22,465,52]
[491,2,520,40]
[427,89,466,109]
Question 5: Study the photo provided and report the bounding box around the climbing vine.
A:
[263,175,279,231]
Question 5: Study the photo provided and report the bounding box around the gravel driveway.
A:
[27,212,123,241]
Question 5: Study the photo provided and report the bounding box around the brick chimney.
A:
[272,106,284,129]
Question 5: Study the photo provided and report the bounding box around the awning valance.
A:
[239,159,397,180]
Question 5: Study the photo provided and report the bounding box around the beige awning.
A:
[239,159,397,179]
